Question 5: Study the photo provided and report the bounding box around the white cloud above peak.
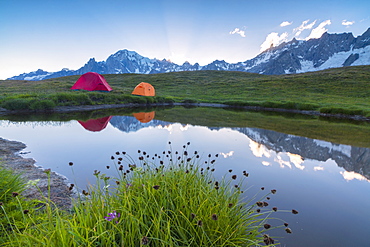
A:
[294,20,317,37]
[229,28,246,37]
[306,20,331,40]
[342,20,355,26]
[260,32,288,51]
[280,21,292,27]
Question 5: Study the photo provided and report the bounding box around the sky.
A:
[1,0,370,80]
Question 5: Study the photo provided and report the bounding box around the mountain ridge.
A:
[8,28,370,80]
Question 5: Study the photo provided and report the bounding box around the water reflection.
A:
[106,115,370,181]
[78,116,112,132]
[133,111,155,123]
[1,109,370,246]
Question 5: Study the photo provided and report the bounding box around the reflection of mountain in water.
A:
[108,116,370,179]
[235,127,370,180]
[109,116,171,133]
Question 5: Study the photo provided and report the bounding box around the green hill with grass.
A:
[1,65,369,117]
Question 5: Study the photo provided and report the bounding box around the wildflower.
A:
[93,170,100,175]
[168,141,171,145]
[284,223,289,227]
[231,175,237,180]
[197,220,203,227]
[43,169,51,175]
[229,169,233,173]
[215,186,219,190]
[211,214,218,220]
[285,228,292,234]
[256,209,261,213]
[187,158,191,162]
[122,151,126,155]
[141,236,149,245]
[271,189,277,194]
[272,207,278,212]
[139,156,144,160]
[256,201,264,207]
[263,234,274,245]
[23,210,29,214]
[292,209,299,214]
[153,185,160,190]
[115,152,120,155]
[228,203,234,208]
[118,157,123,161]
[261,187,265,190]
[264,224,271,229]
[115,181,120,185]
[210,160,216,164]
[104,211,120,223]
[211,168,215,172]
[106,166,110,169]
[68,162,74,166]
[119,165,124,171]
[12,192,19,197]
[111,156,115,160]
[215,154,219,157]
[187,142,190,145]
[82,190,89,196]
[266,197,270,200]
[263,201,269,207]
[191,213,196,219]
[0,202,3,206]
[184,151,188,156]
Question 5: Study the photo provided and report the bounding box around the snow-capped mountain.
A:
[8,28,370,80]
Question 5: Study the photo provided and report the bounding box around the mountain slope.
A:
[8,28,370,80]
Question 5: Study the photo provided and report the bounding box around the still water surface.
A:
[0,107,369,246]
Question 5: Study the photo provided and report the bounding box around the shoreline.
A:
[0,102,369,122]
[0,137,74,209]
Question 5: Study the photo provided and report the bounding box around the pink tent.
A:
[71,72,112,91]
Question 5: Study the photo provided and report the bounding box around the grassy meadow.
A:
[0,144,295,246]
[0,65,369,117]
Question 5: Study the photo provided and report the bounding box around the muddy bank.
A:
[0,137,74,209]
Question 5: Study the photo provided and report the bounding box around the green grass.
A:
[0,65,369,117]
[0,145,295,246]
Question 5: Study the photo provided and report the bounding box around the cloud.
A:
[260,32,288,52]
[280,21,292,27]
[294,20,317,37]
[342,20,355,26]
[229,28,246,37]
[306,20,331,40]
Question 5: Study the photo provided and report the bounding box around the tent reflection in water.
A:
[131,82,155,96]
[78,116,112,132]
[133,111,155,123]
[71,72,112,91]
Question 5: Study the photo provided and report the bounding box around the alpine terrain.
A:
[8,28,370,80]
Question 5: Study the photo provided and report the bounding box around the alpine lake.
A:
[1,105,369,247]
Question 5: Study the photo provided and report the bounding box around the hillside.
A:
[0,66,369,118]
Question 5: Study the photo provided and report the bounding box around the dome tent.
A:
[131,82,155,96]
[71,72,112,91]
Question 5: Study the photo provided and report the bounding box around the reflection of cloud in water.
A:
[220,151,234,158]
[249,140,271,158]
[262,161,271,166]
[287,153,305,170]
[275,154,292,169]
[341,171,369,182]
[314,166,325,171]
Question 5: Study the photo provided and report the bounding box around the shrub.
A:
[50,92,92,106]
[30,100,56,111]
[1,98,33,110]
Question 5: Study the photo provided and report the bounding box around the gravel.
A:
[0,137,74,209]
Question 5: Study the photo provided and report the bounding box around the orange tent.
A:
[133,111,155,123]
[131,82,155,96]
